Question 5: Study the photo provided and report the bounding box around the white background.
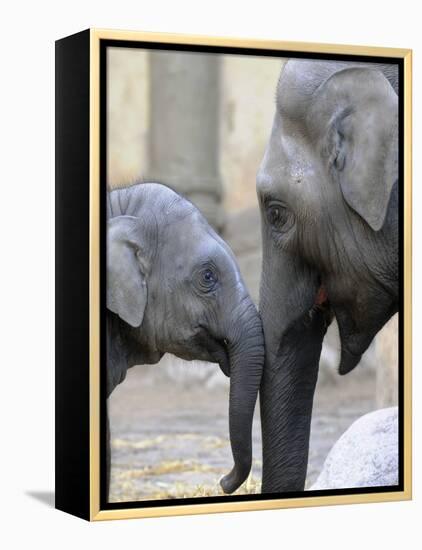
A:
[1,0,420,548]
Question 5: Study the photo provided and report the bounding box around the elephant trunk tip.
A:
[219,457,252,494]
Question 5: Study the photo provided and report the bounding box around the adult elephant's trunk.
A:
[260,314,327,492]
[220,298,265,494]
[259,244,329,493]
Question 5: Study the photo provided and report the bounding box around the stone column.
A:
[147,50,224,230]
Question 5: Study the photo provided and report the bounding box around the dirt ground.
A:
[108,362,376,502]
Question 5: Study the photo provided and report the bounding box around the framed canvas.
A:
[55,29,412,521]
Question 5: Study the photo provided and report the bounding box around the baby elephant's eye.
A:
[203,269,215,282]
[198,267,218,292]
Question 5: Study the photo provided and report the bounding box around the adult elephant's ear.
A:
[107,216,149,327]
[316,67,398,231]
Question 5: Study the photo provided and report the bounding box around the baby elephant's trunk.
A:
[220,298,264,494]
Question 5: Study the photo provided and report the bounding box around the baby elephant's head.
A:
[107,183,264,493]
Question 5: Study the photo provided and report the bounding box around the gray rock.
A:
[310,407,398,490]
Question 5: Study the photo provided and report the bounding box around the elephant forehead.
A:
[277,60,328,120]
[164,223,204,259]
[278,59,397,123]
[278,60,330,94]
[165,220,239,273]
[258,124,319,200]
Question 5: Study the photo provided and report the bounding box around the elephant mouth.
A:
[313,284,365,375]
[195,328,231,377]
[338,345,362,374]
[307,284,333,327]
[314,285,329,307]
[210,338,231,377]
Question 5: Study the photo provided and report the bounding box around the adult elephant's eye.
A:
[266,203,292,232]
[268,205,282,225]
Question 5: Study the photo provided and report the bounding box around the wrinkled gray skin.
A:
[106,182,264,497]
[257,60,399,493]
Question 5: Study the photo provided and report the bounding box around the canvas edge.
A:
[87,29,412,522]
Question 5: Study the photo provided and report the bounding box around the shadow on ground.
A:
[26,491,55,508]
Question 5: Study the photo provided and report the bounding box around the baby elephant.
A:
[107,182,264,496]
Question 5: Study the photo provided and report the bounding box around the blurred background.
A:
[107,47,398,502]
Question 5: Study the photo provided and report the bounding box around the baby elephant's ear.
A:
[317,67,398,231]
[107,216,148,327]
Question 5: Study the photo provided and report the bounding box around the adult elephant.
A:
[106,182,264,497]
[257,60,399,493]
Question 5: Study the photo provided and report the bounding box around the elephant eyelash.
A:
[261,195,287,209]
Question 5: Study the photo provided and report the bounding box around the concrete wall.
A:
[107,47,282,214]
[219,56,283,212]
[107,48,149,187]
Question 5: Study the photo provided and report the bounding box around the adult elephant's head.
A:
[107,183,264,494]
[257,60,399,493]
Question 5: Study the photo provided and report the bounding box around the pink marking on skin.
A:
[315,286,328,306]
